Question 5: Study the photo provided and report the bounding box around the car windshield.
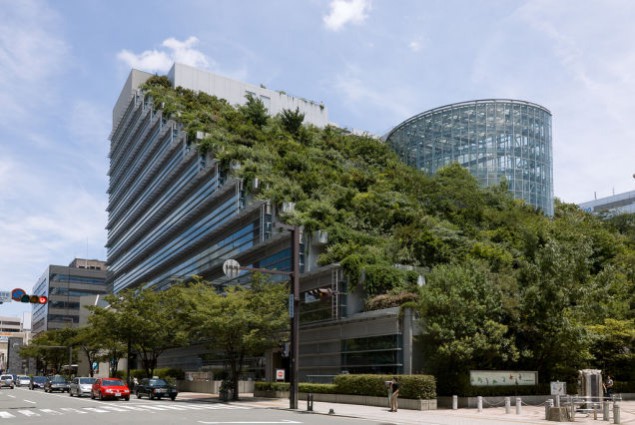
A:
[51,376,66,382]
[149,379,168,385]
[79,377,96,384]
[103,379,125,386]
[33,377,47,383]
[18,376,28,380]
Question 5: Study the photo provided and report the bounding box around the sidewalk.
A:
[180,392,635,425]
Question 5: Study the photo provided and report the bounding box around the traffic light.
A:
[11,288,48,304]
[20,295,48,304]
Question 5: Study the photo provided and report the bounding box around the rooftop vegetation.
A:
[141,76,635,395]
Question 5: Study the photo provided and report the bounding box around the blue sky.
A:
[1,0,635,319]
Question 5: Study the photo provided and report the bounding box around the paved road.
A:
[3,387,635,425]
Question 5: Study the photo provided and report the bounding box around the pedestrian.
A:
[389,376,400,412]
[604,375,614,398]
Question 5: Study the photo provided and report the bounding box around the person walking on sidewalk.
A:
[389,377,400,412]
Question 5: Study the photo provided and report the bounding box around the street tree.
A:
[21,328,75,375]
[182,277,288,400]
[88,286,189,378]
[71,324,108,377]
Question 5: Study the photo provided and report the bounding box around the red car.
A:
[91,378,130,401]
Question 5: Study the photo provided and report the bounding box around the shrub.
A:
[256,374,435,399]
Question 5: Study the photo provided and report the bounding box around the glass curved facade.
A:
[386,99,553,215]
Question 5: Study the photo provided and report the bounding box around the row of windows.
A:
[108,127,181,228]
[112,195,242,292]
[50,274,106,286]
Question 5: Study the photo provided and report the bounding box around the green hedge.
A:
[255,381,337,393]
[256,374,436,400]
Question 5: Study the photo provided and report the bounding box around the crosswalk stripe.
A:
[39,409,63,415]
[114,405,149,411]
[0,403,253,419]
[148,404,189,410]
[99,405,131,412]
[60,408,88,414]
[17,410,39,417]
[138,405,171,410]
[83,407,110,413]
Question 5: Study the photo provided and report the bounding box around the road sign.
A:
[222,259,241,279]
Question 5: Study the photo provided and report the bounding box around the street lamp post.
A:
[223,224,301,409]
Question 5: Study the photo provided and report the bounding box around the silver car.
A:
[0,374,14,389]
[69,377,96,397]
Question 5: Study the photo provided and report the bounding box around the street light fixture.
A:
[223,224,301,409]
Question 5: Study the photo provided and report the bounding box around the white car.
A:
[16,376,30,387]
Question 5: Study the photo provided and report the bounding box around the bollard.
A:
[569,395,574,420]
[555,394,560,407]
[545,398,554,420]
[307,393,313,411]
[477,396,483,412]
[505,397,511,414]
[452,395,458,410]
[593,403,597,420]
[516,397,522,415]
[604,400,610,421]
[613,402,620,424]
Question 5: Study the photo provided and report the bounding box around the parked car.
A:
[135,377,178,400]
[91,378,130,401]
[44,375,70,393]
[16,376,30,387]
[0,374,14,389]
[29,376,48,390]
[69,377,96,397]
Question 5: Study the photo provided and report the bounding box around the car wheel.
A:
[124,396,129,401]
[170,396,176,401]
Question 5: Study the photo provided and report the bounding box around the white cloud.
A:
[0,0,70,126]
[409,40,423,52]
[323,0,372,31]
[117,36,213,73]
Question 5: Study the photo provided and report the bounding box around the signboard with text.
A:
[470,370,537,386]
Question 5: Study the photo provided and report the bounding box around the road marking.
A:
[84,407,110,413]
[0,412,14,418]
[60,407,88,414]
[39,409,63,415]
[115,404,151,411]
[17,410,39,417]
[99,405,130,412]
[198,421,301,424]
[149,404,189,410]
[139,405,171,410]
[22,400,36,404]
